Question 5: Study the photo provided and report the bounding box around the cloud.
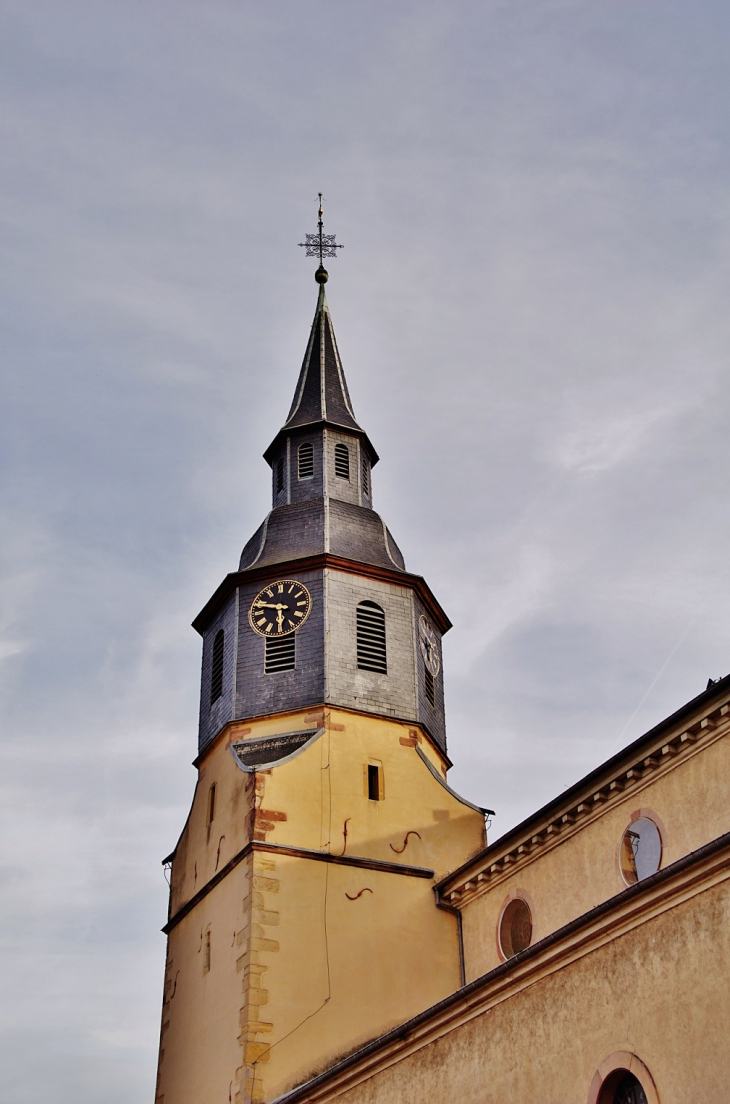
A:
[2,2,730,1101]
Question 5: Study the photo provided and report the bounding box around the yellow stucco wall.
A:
[156,706,486,1104]
[459,721,730,982]
[295,873,730,1104]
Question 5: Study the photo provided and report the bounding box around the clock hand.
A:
[254,601,289,611]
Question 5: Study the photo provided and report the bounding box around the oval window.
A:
[620,818,662,885]
[499,898,532,959]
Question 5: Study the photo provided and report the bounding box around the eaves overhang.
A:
[263,421,379,467]
[436,672,730,899]
[192,554,452,636]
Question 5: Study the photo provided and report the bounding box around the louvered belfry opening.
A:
[210,629,225,704]
[356,601,387,673]
[298,441,314,479]
[275,456,284,495]
[334,442,350,480]
[424,669,435,707]
[265,634,295,673]
[361,455,370,498]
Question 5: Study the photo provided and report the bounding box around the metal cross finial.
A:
[299,193,344,268]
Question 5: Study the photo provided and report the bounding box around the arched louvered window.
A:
[361,455,370,498]
[275,456,284,495]
[298,442,314,480]
[356,601,387,674]
[210,629,224,704]
[334,442,350,480]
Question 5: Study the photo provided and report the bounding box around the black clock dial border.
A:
[249,580,312,638]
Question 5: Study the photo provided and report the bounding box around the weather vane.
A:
[299,193,343,282]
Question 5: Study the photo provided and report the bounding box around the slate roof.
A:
[239,498,406,573]
[264,284,378,464]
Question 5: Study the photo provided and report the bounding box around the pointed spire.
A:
[284,279,362,434]
[264,279,378,464]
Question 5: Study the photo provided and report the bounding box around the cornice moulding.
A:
[438,702,730,905]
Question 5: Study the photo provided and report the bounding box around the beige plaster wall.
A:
[321,877,730,1104]
[459,725,730,982]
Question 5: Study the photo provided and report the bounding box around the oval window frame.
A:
[497,893,533,960]
[618,810,664,887]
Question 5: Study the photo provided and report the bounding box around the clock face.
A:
[249,580,312,637]
[419,615,440,676]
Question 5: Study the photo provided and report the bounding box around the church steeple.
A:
[193,208,451,758]
[264,261,377,467]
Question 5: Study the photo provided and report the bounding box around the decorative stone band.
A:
[439,700,729,906]
[162,841,435,935]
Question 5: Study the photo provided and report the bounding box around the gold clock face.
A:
[249,580,312,637]
[418,615,440,676]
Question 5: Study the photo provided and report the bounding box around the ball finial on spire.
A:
[315,265,329,284]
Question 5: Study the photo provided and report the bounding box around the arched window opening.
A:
[265,634,295,673]
[298,442,314,480]
[334,442,350,480]
[210,629,224,705]
[598,1071,649,1104]
[499,898,532,959]
[356,601,387,674]
[361,456,370,498]
[275,456,284,495]
[424,669,435,707]
[620,818,662,885]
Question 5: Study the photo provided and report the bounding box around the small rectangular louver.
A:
[424,669,435,707]
[361,456,370,497]
[356,602,387,674]
[210,629,225,704]
[265,634,295,673]
[334,442,350,480]
[298,442,314,479]
[275,457,284,494]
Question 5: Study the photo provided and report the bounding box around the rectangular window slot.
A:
[367,764,381,801]
[265,634,295,673]
[207,783,217,827]
[275,457,284,494]
[203,930,211,973]
[425,669,435,707]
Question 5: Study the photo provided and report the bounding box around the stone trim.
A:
[162,842,435,934]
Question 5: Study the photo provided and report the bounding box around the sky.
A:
[1,1,730,1100]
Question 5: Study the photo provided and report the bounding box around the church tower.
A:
[155,207,488,1104]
